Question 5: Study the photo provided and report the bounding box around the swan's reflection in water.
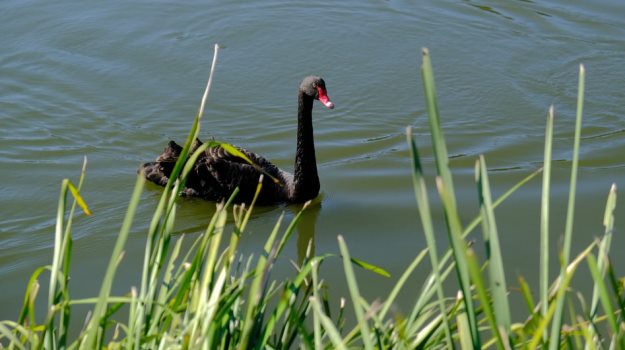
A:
[292,200,321,265]
[172,196,322,267]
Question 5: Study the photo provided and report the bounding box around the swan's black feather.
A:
[141,139,290,203]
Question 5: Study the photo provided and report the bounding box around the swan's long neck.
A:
[292,91,320,202]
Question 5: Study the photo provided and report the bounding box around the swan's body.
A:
[140,76,333,204]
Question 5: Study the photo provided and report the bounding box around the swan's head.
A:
[300,76,334,109]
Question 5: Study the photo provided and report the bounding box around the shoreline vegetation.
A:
[1,45,623,349]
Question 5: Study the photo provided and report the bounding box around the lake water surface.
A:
[2,0,625,327]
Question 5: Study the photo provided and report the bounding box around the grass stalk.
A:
[549,64,585,349]
[237,212,284,350]
[476,156,512,343]
[586,184,619,348]
[81,172,145,349]
[406,125,454,348]
[134,44,220,346]
[585,255,619,337]
[311,259,322,350]
[421,47,480,348]
[541,105,554,338]
[530,243,594,349]
[338,235,374,350]
[311,297,348,350]
[590,183,617,316]
[465,247,507,349]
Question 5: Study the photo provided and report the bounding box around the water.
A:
[2,0,625,326]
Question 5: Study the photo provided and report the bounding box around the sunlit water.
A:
[2,0,625,328]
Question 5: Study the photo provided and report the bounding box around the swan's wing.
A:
[198,143,287,193]
[204,143,281,174]
[188,139,287,201]
[142,139,289,202]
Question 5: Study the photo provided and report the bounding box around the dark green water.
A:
[2,0,625,326]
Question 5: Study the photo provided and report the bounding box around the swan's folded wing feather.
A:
[143,138,290,202]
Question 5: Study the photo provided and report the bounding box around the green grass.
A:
[1,46,624,349]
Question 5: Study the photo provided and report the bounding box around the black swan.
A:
[140,75,334,204]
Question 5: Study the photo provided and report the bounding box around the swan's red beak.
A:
[316,86,334,109]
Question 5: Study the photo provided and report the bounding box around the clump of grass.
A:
[1,45,624,349]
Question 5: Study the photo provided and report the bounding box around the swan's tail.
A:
[139,140,183,186]
[140,161,168,186]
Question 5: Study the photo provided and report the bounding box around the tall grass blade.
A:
[259,235,331,345]
[435,176,479,346]
[49,179,68,310]
[411,309,445,348]
[586,254,619,336]
[422,47,480,348]
[200,269,227,346]
[476,156,512,340]
[406,258,456,336]
[135,45,220,345]
[541,106,554,332]
[549,64,585,349]
[407,166,540,338]
[535,242,594,349]
[456,291,473,350]
[81,172,145,348]
[312,259,322,350]
[237,212,284,350]
[592,183,617,316]
[518,275,536,315]
[67,181,92,216]
[465,247,507,349]
[310,297,348,350]
[349,257,390,278]
[586,184,617,347]
[195,208,227,347]
[42,158,89,349]
[57,160,88,348]
[163,44,220,199]
[338,235,373,350]
[17,266,47,329]
[406,125,454,348]
[420,48,455,201]
[579,318,598,350]
[606,264,625,349]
